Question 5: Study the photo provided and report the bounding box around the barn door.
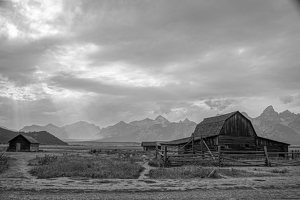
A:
[16,143,21,151]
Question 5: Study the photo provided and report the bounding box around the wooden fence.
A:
[156,146,300,167]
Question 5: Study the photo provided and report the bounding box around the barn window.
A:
[245,144,250,148]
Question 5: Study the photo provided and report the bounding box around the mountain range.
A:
[92,115,197,142]
[20,121,101,140]
[17,106,300,144]
[243,106,300,145]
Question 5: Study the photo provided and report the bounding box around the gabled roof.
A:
[9,134,39,144]
[193,111,237,138]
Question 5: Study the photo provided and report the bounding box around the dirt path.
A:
[137,160,156,179]
[1,152,35,179]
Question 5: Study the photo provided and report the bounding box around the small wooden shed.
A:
[7,134,40,152]
[141,141,162,151]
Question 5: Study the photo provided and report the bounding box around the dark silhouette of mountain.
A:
[93,116,197,142]
[0,127,68,145]
[20,121,101,140]
[244,105,300,145]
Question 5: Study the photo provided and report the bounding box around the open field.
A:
[1,143,300,199]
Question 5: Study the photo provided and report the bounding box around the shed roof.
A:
[9,134,39,144]
[141,141,163,146]
[160,137,191,146]
[257,136,290,145]
[193,111,237,138]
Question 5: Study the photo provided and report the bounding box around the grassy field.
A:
[1,142,300,199]
[148,166,275,179]
[30,153,144,179]
[148,166,218,179]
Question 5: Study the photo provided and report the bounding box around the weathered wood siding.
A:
[256,137,288,152]
[219,112,256,147]
[220,112,256,137]
[184,136,219,152]
[161,145,185,154]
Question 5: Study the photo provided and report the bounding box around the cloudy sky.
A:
[0,0,300,130]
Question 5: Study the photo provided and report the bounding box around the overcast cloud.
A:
[0,0,300,130]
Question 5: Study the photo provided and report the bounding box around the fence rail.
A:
[156,145,300,167]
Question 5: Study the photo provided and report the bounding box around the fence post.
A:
[164,146,168,167]
[218,145,221,167]
[292,150,295,160]
[155,144,158,159]
[201,136,204,159]
[264,146,270,166]
[192,133,195,154]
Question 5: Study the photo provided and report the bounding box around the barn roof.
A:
[193,111,237,138]
[9,134,39,144]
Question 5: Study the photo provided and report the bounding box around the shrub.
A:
[36,154,58,165]
[148,159,163,167]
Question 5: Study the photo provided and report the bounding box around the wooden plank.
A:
[164,146,168,167]
[218,146,221,167]
[222,157,265,166]
[169,155,218,160]
[221,150,264,154]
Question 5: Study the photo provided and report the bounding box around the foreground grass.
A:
[149,166,218,179]
[0,153,9,173]
[30,154,144,179]
[149,166,273,179]
[217,168,272,177]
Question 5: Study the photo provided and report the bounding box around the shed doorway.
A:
[16,143,21,151]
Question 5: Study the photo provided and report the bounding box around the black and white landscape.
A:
[1,0,300,199]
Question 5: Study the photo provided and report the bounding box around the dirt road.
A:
[2,188,300,200]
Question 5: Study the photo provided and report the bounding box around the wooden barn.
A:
[7,134,40,152]
[162,111,289,153]
[141,141,162,151]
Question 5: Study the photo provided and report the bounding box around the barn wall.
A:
[8,136,31,151]
[220,112,256,137]
[184,137,218,152]
[162,145,184,154]
[256,137,288,152]
[219,112,256,148]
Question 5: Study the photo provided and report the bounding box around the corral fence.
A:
[156,145,300,167]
